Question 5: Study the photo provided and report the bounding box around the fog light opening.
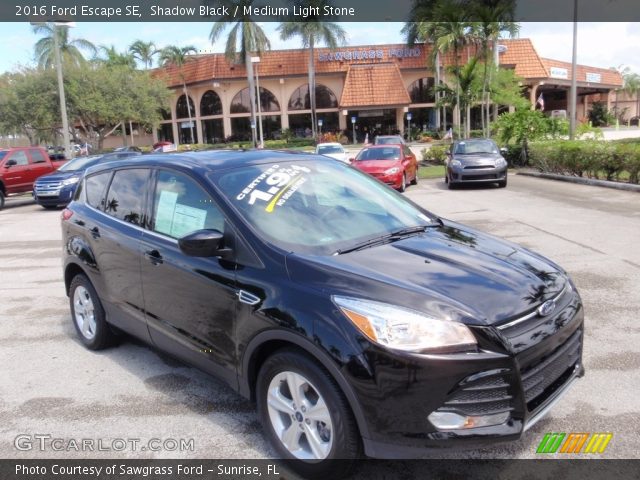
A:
[428,411,510,430]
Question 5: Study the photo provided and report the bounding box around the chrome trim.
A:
[497,283,570,331]
[523,367,580,432]
[237,290,260,306]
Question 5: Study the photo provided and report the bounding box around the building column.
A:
[339,111,347,131]
[172,122,179,146]
[195,115,203,144]
[281,112,289,130]
[396,108,405,134]
[529,82,542,110]
[583,94,588,123]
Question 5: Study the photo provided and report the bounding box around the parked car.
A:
[33,151,142,209]
[374,135,405,145]
[62,151,583,477]
[315,142,348,163]
[0,146,68,209]
[445,138,508,189]
[350,144,418,192]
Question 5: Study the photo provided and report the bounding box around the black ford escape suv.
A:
[62,151,584,477]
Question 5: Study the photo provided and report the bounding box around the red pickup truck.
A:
[0,147,67,209]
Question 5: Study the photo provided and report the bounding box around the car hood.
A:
[36,170,80,182]
[353,159,400,172]
[286,220,566,326]
[453,153,502,166]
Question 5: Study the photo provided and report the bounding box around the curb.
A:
[517,171,640,193]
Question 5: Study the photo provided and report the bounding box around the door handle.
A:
[144,249,163,265]
[90,226,100,239]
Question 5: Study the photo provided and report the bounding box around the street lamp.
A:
[351,115,357,145]
[569,0,578,140]
[31,21,75,159]
[251,56,264,148]
[406,112,413,142]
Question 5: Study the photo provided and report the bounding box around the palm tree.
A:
[32,23,96,68]
[622,70,640,123]
[435,58,481,138]
[209,0,271,147]
[159,45,198,144]
[422,8,472,138]
[278,0,346,138]
[129,40,158,69]
[471,0,519,137]
[99,45,137,68]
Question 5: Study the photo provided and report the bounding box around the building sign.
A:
[318,47,421,62]
[586,72,602,83]
[549,67,569,79]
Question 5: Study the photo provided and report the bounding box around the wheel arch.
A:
[64,262,87,296]
[240,330,371,439]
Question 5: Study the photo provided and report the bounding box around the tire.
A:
[498,175,508,188]
[398,173,407,192]
[42,205,59,210]
[411,168,419,185]
[447,175,457,190]
[69,274,116,350]
[256,349,361,479]
[0,190,4,210]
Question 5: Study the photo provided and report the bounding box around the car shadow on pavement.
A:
[1,197,37,210]
[434,180,505,192]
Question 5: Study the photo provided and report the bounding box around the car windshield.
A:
[211,160,437,255]
[454,140,497,155]
[318,145,343,155]
[356,147,400,161]
[57,155,103,172]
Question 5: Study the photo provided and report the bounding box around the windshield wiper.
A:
[334,222,440,255]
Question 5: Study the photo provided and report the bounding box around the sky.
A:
[1,22,638,75]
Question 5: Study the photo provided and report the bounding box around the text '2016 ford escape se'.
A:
[61,151,584,477]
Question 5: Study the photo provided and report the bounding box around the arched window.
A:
[231,87,280,114]
[200,90,222,116]
[408,77,435,103]
[288,84,338,110]
[160,108,172,120]
[176,94,195,119]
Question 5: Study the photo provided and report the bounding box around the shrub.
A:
[622,144,640,184]
[421,145,448,165]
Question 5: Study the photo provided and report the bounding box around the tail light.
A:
[61,208,73,221]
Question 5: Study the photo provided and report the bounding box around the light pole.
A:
[32,21,74,158]
[407,112,412,142]
[351,116,356,145]
[251,56,264,148]
[569,0,578,140]
[318,118,323,138]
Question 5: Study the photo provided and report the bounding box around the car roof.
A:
[316,142,342,147]
[83,149,320,176]
[362,144,402,149]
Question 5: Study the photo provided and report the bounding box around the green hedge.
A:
[528,140,640,183]
[421,145,449,165]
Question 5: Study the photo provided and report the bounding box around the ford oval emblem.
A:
[538,299,556,317]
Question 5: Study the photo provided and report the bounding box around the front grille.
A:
[461,173,499,181]
[463,165,494,170]
[440,369,514,417]
[520,329,582,410]
[34,181,62,195]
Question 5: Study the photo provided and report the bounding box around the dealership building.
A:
[153,38,623,144]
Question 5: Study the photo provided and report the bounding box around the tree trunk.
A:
[183,82,195,144]
[492,36,500,122]
[481,41,488,137]
[434,51,441,131]
[245,51,258,147]
[308,37,317,138]
[454,49,461,138]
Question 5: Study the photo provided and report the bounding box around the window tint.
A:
[104,169,148,225]
[8,150,29,166]
[152,170,224,239]
[85,172,112,210]
[356,147,400,161]
[30,149,47,163]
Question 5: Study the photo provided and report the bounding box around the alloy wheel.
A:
[73,286,97,340]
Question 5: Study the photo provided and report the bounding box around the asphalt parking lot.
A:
[0,174,639,468]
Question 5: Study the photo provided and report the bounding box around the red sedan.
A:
[350,145,419,192]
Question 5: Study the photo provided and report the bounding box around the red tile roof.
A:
[340,63,410,107]
[541,58,622,86]
[153,39,622,89]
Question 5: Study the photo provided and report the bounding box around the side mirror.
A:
[349,158,355,163]
[4,159,17,167]
[178,229,232,259]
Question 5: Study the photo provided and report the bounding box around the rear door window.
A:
[85,172,112,210]
[29,149,47,163]
[104,169,149,226]
[152,170,224,238]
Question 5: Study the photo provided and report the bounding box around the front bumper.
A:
[368,171,403,189]
[449,165,507,184]
[33,184,76,206]
[349,290,584,458]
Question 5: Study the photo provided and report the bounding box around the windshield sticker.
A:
[236,164,311,213]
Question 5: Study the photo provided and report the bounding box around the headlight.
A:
[62,177,80,186]
[495,158,507,168]
[450,160,462,168]
[332,296,477,353]
[384,167,400,175]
